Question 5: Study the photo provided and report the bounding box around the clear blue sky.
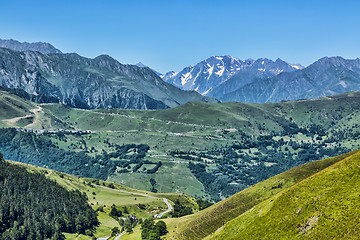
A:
[1,0,360,73]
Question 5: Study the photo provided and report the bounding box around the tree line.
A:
[0,152,99,239]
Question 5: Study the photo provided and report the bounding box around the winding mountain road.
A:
[114,232,126,240]
[94,184,172,240]
[154,198,173,218]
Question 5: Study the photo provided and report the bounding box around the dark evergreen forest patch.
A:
[0,153,99,239]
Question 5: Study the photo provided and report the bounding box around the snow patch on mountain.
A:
[339,81,347,88]
[162,55,245,95]
[203,87,212,95]
[162,55,303,96]
[215,67,225,76]
[289,63,304,70]
[207,65,214,80]
[182,72,192,85]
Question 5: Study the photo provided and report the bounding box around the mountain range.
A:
[1,54,360,238]
[163,55,360,103]
[162,55,302,96]
[223,56,360,103]
[0,46,216,110]
[0,38,62,54]
[2,38,360,108]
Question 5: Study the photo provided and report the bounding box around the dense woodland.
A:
[0,153,99,239]
[0,128,151,180]
[170,199,193,218]
[0,126,355,202]
[186,128,351,201]
[141,218,167,240]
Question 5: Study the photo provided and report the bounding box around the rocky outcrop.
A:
[0,48,217,110]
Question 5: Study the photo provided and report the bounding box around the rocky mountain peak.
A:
[163,55,300,96]
[0,38,62,54]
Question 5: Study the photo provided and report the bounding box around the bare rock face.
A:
[0,48,217,110]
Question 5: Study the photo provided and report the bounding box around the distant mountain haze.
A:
[0,38,62,54]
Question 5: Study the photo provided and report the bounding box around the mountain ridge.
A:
[0,38,62,54]
[209,150,360,239]
[163,55,360,104]
[0,47,217,110]
[135,61,163,76]
[222,56,360,103]
[162,55,302,96]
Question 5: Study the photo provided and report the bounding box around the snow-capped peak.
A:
[162,56,301,96]
[161,55,246,94]
[289,64,304,70]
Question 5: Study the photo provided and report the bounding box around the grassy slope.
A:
[168,150,359,240]
[2,90,360,134]
[2,90,360,141]
[0,90,71,129]
[7,160,199,240]
[259,91,360,129]
[209,150,360,240]
[0,90,36,123]
[2,91,360,239]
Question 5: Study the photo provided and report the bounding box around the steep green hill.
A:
[209,150,360,240]
[168,150,358,239]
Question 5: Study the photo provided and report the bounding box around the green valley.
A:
[1,89,360,202]
[1,3,360,239]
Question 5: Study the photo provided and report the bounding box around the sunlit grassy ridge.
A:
[168,150,359,240]
[2,89,360,134]
[209,150,360,240]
